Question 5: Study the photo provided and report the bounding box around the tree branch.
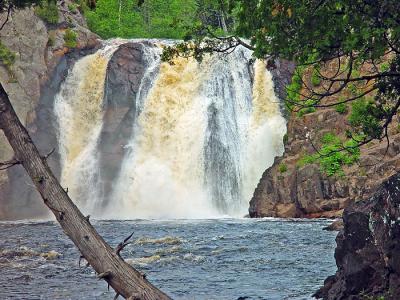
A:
[0,5,12,32]
[0,158,20,170]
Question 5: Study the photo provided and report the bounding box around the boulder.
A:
[315,173,400,299]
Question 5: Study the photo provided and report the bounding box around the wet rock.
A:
[0,247,40,259]
[97,42,156,205]
[268,58,295,112]
[315,172,400,299]
[323,219,344,231]
[40,250,61,260]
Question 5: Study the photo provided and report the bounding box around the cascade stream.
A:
[54,39,286,219]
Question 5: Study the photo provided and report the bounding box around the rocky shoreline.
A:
[315,173,400,299]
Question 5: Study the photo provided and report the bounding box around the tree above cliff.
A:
[164,0,400,151]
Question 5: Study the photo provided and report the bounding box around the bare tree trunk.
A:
[218,0,228,34]
[0,83,171,300]
[220,14,228,34]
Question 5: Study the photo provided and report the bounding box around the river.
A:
[0,218,336,300]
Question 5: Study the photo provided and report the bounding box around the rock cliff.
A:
[98,41,158,207]
[250,96,400,218]
[0,1,100,219]
[315,172,400,299]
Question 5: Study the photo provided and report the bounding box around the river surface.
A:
[0,218,337,300]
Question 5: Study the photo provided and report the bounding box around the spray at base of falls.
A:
[54,39,287,219]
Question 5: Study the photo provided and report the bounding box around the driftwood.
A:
[0,83,171,300]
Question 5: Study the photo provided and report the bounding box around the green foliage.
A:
[234,1,398,65]
[0,41,16,71]
[166,0,400,151]
[296,154,315,168]
[297,107,316,117]
[35,0,59,24]
[85,0,198,39]
[68,3,79,13]
[64,29,78,48]
[347,83,358,95]
[298,133,360,176]
[283,133,288,144]
[311,69,321,86]
[71,0,89,14]
[194,0,233,33]
[48,31,56,47]
[278,163,288,173]
[335,102,348,114]
[297,99,316,117]
[285,66,304,110]
[380,62,390,72]
[349,98,385,139]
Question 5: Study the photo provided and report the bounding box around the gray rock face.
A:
[315,173,400,299]
[0,2,100,219]
[97,42,154,206]
[249,101,400,218]
[268,58,295,113]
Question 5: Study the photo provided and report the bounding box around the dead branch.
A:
[115,232,134,258]
[0,158,21,170]
[0,83,170,300]
[42,148,55,160]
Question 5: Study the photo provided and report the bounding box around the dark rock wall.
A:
[97,42,157,207]
[250,97,400,218]
[315,173,400,299]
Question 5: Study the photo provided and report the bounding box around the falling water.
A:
[54,43,122,213]
[54,40,286,219]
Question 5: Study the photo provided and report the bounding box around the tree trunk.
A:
[0,83,171,300]
[220,13,228,34]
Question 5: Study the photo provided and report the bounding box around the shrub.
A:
[0,41,16,71]
[285,66,304,110]
[380,62,390,72]
[73,0,89,14]
[68,3,79,13]
[64,29,78,48]
[278,163,288,173]
[35,1,59,24]
[311,68,321,86]
[48,31,56,47]
[349,97,384,139]
[347,82,358,95]
[297,154,316,168]
[297,106,316,117]
[297,99,316,117]
[335,102,348,114]
[283,133,288,144]
[297,132,360,176]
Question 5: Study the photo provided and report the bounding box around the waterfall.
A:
[54,43,122,213]
[54,39,286,219]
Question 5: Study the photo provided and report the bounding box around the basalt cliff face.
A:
[249,101,400,218]
[0,38,154,218]
[0,1,100,219]
[315,172,400,299]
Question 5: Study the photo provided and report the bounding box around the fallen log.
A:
[0,83,170,300]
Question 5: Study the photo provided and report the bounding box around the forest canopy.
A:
[85,0,232,39]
